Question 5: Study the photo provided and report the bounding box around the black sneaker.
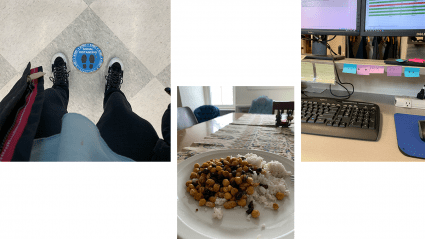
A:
[105,58,124,93]
[50,53,69,86]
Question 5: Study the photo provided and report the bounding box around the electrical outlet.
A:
[395,96,413,108]
[405,98,412,108]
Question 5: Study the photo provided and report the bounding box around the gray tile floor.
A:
[0,0,170,136]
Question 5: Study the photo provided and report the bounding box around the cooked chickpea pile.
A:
[186,156,286,218]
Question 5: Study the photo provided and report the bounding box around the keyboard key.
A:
[301,117,309,123]
[315,118,326,124]
[339,123,346,128]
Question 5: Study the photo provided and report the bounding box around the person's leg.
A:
[35,53,70,139]
[96,58,159,161]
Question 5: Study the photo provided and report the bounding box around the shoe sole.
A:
[81,54,87,63]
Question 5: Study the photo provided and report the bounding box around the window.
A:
[210,86,234,106]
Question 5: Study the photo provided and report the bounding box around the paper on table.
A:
[404,67,420,77]
[357,65,371,75]
[387,66,403,76]
[315,63,335,84]
[301,62,314,82]
[342,63,357,74]
[370,65,385,74]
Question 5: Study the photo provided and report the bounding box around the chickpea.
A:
[208,165,212,171]
[223,201,237,209]
[242,195,247,199]
[224,192,232,200]
[206,202,215,208]
[230,178,235,183]
[223,171,230,177]
[209,196,216,203]
[236,167,242,172]
[189,184,195,189]
[236,172,241,177]
[186,187,190,192]
[190,172,197,179]
[210,168,217,173]
[237,199,247,207]
[218,192,224,198]
[276,192,285,200]
[222,179,230,187]
[251,210,260,218]
[190,189,197,196]
[206,179,215,186]
[243,166,248,171]
[194,193,203,201]
[199,187,205,193]
[247,177,253,184]
[241,161,248,166]
[216,166,222,172]
[199,199,206,206]
[240,186,246,191]
[193,168,200,173]
[232,161,238,166]
[199,176,206,184]
[186,180,192,187]
[253,166,258,170]
[218,170,223,176]
[231,188,238,196]
[213,184,220,192]
[247,186,254,195]
[235,177,242,185]
[273,203,279,210]
[194,163,200,168]
[223,187,229,193]
[226,156,231,160]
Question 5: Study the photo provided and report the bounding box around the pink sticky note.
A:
[387,66,403,76]
[357,65,371,75]
[370,65,385,74]
[409,58,424,63]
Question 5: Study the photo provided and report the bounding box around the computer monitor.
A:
[302,0,362,60]
[361,0,425,36]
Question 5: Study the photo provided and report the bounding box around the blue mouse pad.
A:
[72,43,103,73]
[394,113,425,159]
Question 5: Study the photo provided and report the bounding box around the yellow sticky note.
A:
[315,63,335,84]
[301,55,306,60]
[301,62,314,82]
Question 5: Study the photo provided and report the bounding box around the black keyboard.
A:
[301,97,380,141]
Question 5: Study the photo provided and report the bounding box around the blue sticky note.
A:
[342,64,357,74]
[405,67,420,77]
[396,59,406,62]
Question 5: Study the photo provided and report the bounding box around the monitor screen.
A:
[301,0,360,35]
[363,0,425,36]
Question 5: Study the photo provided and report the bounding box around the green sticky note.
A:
[315,64,335,84]
[301,62,314,82]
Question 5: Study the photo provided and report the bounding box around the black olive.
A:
[236,191,243,200]
[248,201,254,209]
[248,168,254,174]
[232,170,237,176]
[260,184,268,189]
[256,168,262,173]
[241,157,246,160]
[203,169,209,174]
[246,208,253,214]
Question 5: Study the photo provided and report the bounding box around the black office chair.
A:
[177,107,199,131]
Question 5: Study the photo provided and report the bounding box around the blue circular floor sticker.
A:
[72,43,103,73]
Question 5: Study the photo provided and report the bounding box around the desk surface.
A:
[177,113,245,152]
[302,90,425,162]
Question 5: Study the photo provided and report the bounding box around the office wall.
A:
[235,86,294,105]
[178,86,207,111]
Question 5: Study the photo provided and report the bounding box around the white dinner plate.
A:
[177,149,294,239]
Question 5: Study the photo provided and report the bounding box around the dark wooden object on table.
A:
[273,101,294,128]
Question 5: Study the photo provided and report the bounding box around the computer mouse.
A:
[418,121,425,141]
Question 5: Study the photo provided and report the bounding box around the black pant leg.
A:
[34,85,69,139]
[96,90,160,161]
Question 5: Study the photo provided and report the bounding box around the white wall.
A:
[178,86,207,111]
[235,86,294,105]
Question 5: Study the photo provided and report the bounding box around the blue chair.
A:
[248,96,273,114]
[194,105,220,123]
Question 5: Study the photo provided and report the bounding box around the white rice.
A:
[264,160,291,178]
[212,207,223,220]
[247,214,252,220]
[238,153,266,168]
[215,198,227,206]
